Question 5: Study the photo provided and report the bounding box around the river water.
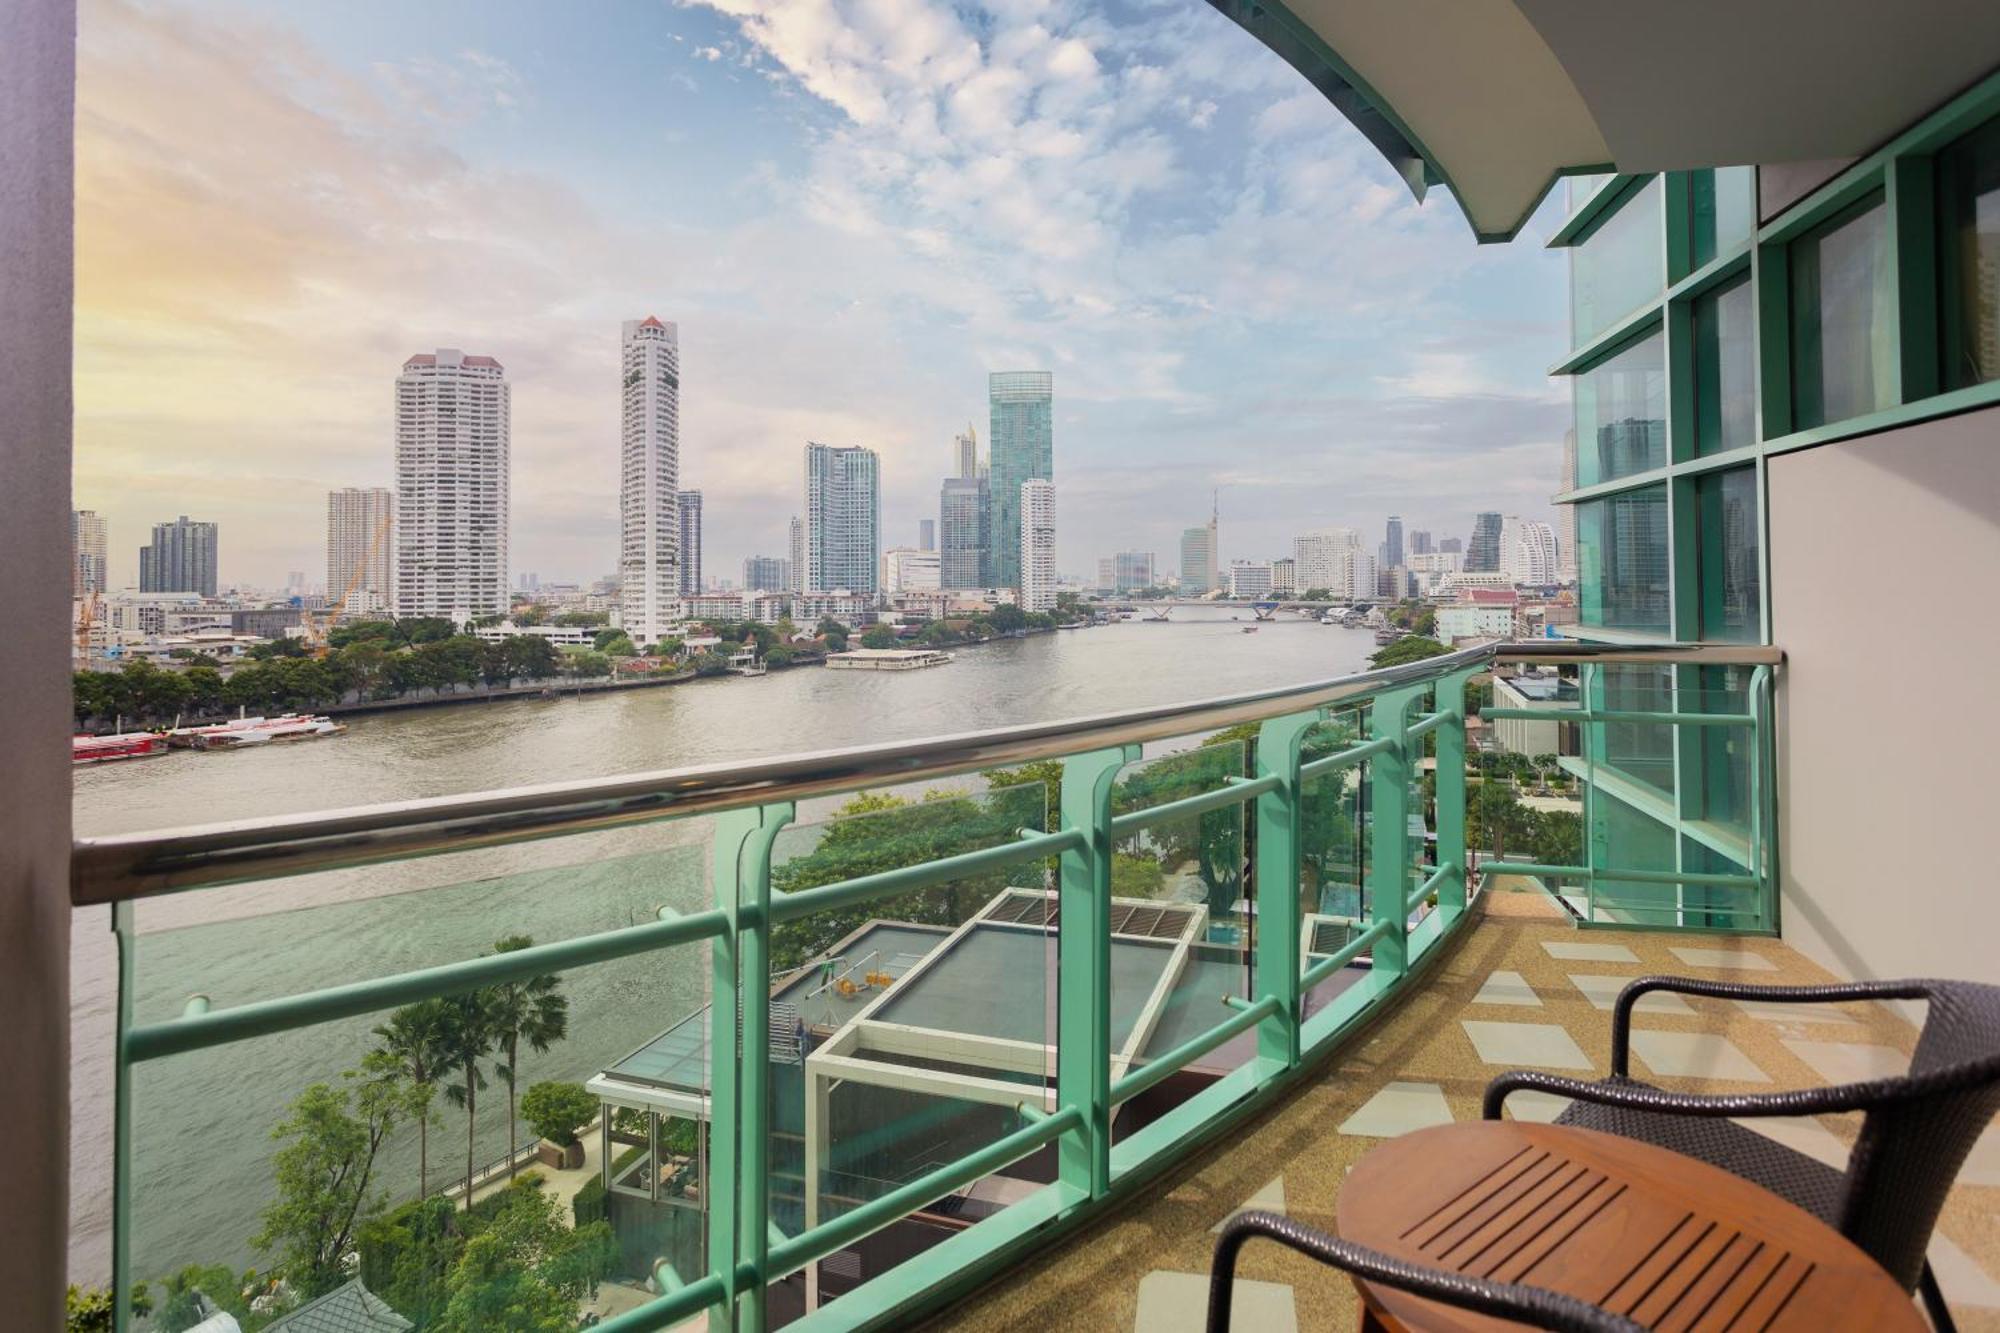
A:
[70,611,1375,1284]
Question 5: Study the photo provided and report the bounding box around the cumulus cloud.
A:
[74,0,1568,589]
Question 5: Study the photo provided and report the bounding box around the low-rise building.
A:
[1434,601,1518,645]
[1489,671,1579,757]
[471,622,596,647]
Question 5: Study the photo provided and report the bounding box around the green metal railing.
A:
[78,640,1779,1332]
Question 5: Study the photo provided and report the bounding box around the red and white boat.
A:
[164,713,346,750]
[72,733,167,764]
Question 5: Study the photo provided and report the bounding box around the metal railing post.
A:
[709,802,793,1332]
[1433,671,1474,927]
[1367,687,1421,979]
[1253,710,1317,1069]
[1056,746,1136,1202]
[112,903,136,1333]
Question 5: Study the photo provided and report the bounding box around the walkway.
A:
[939,890,2000,1332]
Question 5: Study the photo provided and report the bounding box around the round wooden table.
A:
[1334,1120,1924,1332]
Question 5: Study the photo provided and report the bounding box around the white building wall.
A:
[883,547,942,594]
[1500,516,1559,586]
[1020,479,1055,612]
[394,349,509,624]
[326,487,392,614]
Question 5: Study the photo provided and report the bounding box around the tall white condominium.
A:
[395,348,509,624]
[72,509,107,599]
[804,443,880,593]
[618,317,682,647]
[1500,516,1560,586]
[326,487,393,616]
[788,515,806,594]
[1292,527,1360,593]
[1020,479,1055,612]
[677,490,703,596]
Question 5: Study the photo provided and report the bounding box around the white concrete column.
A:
[0,0,77,1321]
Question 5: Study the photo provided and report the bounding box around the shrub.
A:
[520,1081,598,1147]
[573,1174,608,1229]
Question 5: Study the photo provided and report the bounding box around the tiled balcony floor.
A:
[938,889,2000,1332]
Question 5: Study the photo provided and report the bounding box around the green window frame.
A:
[1786,191,1896,430]
[1936,110,2000,391]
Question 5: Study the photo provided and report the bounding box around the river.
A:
[69,611,1377,1285]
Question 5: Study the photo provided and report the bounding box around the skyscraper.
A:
[1292,527,1359,594]
[788,516,805,594]
[939,476,989,589]
[743,555,790,592]
[139,515,218,597]
[1384,515,1405,570]
[72,510,106,600]
[1439,537,1463,555]
[395,348,509,624]
[1466,511,1504,572]
[987,372,1052,588]
[918,519,936,552]
[1499,516,1560,586]
[1179,525,1216,594]
[326,487,392,615]
[1020,479,1055,612]
[804,444,880,593]
[953,425,979,482]
[618,318,681,646]
[677,489,703,596]
[1409,529,1433,556]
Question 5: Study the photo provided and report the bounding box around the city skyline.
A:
[72,0,1570,593]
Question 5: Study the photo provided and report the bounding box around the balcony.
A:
[85,638,1967,1333]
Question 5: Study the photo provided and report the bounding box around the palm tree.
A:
[372,999,452,1198]
[488,934,570,1178]
[438,988,495,1205]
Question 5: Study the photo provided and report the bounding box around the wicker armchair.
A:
[1483,976,2000,1332]
[1208,1210,1645,1333]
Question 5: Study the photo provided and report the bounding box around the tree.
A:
[486,936,569,1178]
[437,990,496,1204]
[690,652,729,677]
[1469,781,1533,860]
[434,1185,616,1333]
[763,646,794,669]
[153,1265,250,1332]
[859,626,899,649]
[815,617,849,651]
[519,1082,597,1149]
[254,1064,413,1298]
[1369,635,1450,669]
[988,604,1027,633]
[566,651,612,679]
[373,999,452,1198]
[592,628,634,654]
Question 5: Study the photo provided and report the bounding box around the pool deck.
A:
[937,890,2000,1332]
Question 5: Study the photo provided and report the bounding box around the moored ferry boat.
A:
[72,733,167,764]
[191,714,345,749]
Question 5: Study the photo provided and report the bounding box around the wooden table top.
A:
[1334,1121,1923,1332]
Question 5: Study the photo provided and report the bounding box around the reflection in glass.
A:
[1690,166,1756,269]
[1573,331,1666,485]
[1577,486,1669,635]
[1694,276,1756,455]
[1696,468,1761,643]
[1939,113,2000,390]
[1790,196,1894,428]
[1570,176,1665,347]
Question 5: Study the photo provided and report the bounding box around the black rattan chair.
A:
[1483,976,2000,1332]
[1209,1210,1645,1332]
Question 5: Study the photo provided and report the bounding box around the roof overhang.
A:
[1207,0,2000,242]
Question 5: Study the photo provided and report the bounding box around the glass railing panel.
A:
[758,782,1051,1324]
[1296,711,1369,1011]
[121,860,713,1329]
[1107,740,1252,1112]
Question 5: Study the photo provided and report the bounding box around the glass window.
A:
[1576,485,1670,636]
[1695,467,1761,643]
[1693,276,1756,455]
[1938,113,2000,390]
[1573,331,1666,485]
[1596,665,1675,799]
[1571,176,1665,347]
[1690,167,1756,270]
[1790,195,1895,428]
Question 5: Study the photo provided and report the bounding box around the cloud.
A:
[74,0,1569,591]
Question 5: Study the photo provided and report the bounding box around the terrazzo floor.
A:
[934,889,2000,1332]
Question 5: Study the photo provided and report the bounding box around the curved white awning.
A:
[1208,0,2000,241]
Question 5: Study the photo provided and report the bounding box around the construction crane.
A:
[75,591,101,664]
[301,513,392,657]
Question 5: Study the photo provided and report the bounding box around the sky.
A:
[74,0,1574,591]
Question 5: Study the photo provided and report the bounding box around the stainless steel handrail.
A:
[70,640,1781,905]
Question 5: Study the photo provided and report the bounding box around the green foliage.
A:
[154,1264,253,1332]
[816,617,849,651]
[1469,780,1534,859]
[763,646,795,668]
[519,1081,596,1148]
[1110,852,1166,898]
[1368,635,1450,668]
[358,1195,460,1328]
[567,651,612,678]
[859,625,899,649]
[552,611,608,628]
[1111,743,1245,914]
[253,1063,415,1300]
[592,628,636,654]
[434,1185,616,1333]
[768,786,1045,970]
[486,935,570,1178]
[572,1174,607,1229]
[988,603,1028,633]
[690,652,730,677]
